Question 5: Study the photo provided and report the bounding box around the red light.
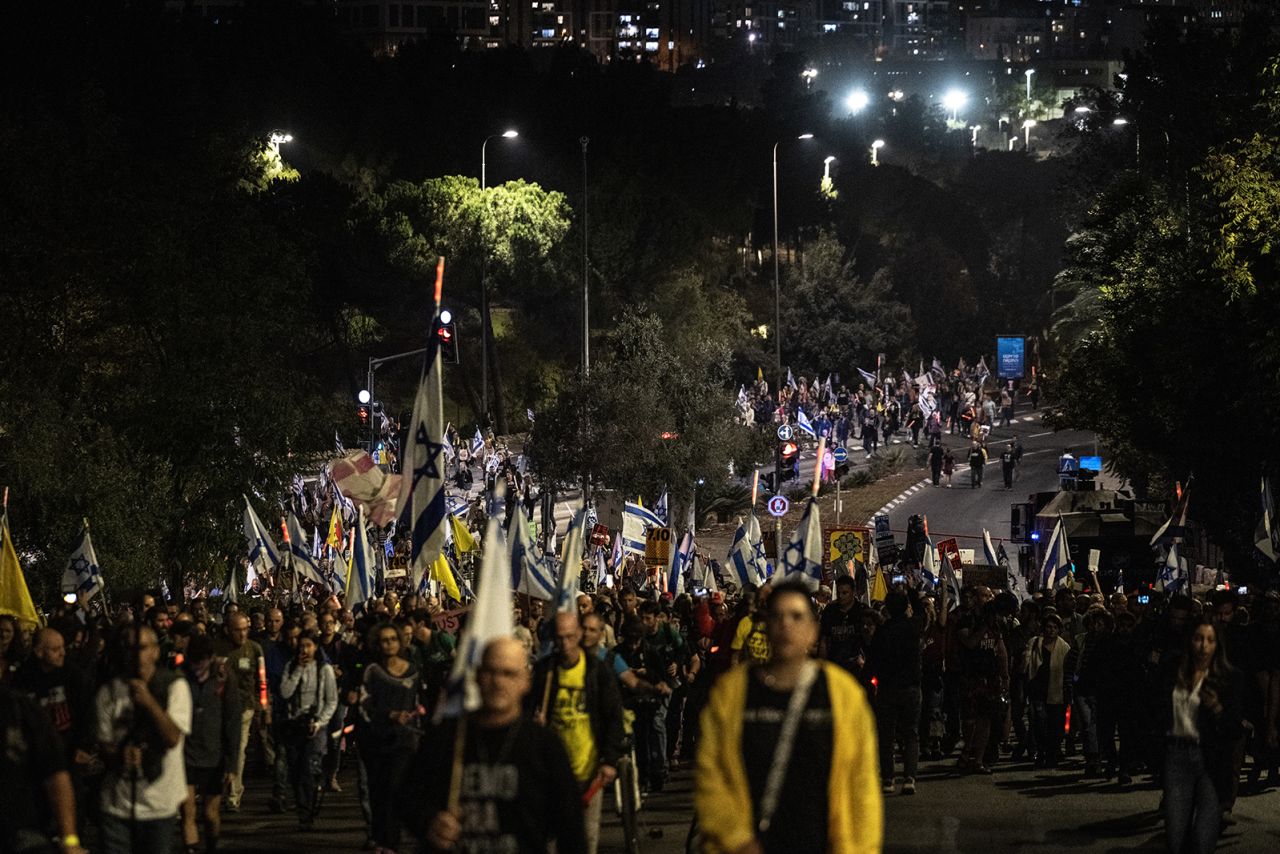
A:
[659,431,680,440]
[438,327,452,341]
[781,441,798,458]
[1064,705,1071,734]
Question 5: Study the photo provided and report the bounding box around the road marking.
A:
[1029,431,1054,438]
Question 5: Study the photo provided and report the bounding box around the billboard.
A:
[996,336,1025,379]
[827,527,872,575]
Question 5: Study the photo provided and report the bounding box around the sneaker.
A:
[326,776,343,793]
[901,778,916,795]
[882,780,896,794]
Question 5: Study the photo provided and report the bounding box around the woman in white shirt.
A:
[1162,619,1243,854]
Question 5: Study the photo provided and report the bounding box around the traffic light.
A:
[437,320,459,364]
[779,440,799,482]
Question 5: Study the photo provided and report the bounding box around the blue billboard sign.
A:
[996,336,1025,379]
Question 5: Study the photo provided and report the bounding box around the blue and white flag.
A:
[782,498,823,591]
[241,495,281,574]
[1150,481,1191,546]
[796,408,817,439]
[787,367,797,390]
[998,541,1030,603]
[1039,516,1072,590]
[285,512,325,584]
[312,526,323,561]
[728,515,767,587]
[921,536,937,585]
[330,538,349,595]
[622,500,663,554]
[335,430,345,454]
[554,508,588,612]
[610,532,623,573]
[345,507,376,610]
[526,408,536,423]
[668,530,694,594]
[596,547,610,587]
[1157,543,1186,594]
[398,306,450,590]
[61,521,103,601]
[441,511,514,717]
[655,491,669,526]
[982,528,1000,567]
[509,509,556,600]
[471,428,484,456]
[857,367,878,387]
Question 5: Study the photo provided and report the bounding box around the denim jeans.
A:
[100,812,177,854]
[876,685,922,781]
[1164,742,1220,854]
[286,726,328,819]
[1075,694,1099,759]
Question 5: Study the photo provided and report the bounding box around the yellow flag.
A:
[325,506,343,551]
[0,522,42,628]
[432,553,462,602]
[756,366,764,383]
[449,515,478,553]
[870,568,889,603]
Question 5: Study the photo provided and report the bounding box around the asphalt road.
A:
[878,410,1099,556]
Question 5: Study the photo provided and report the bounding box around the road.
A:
[215,748,1280,852]
[875,409,1098,554]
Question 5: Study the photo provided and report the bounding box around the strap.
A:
[756,660,819,834]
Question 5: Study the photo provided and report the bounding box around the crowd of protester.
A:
[2,555,1275,853]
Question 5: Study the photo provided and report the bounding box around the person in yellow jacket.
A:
[695,577,883,854]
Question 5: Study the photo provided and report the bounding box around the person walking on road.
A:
[968,442,986,489]
[943,448,956,488]
[695,577,883,854]
[1001,443,1016,490]
[869,591,922,795]
[929,441,944,487]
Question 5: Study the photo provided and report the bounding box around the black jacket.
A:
[529,651,625,770]
[868,616,922,689]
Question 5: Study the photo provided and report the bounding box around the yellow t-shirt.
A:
[551,653,598,783]
[732,615,771,665]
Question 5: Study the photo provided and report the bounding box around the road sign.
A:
[776,424,794,441]
[767,495,790,517]
[832,446,848,464]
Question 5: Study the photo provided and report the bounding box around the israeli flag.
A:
[61,521,103,601]
[527,408,536,423]
[622,500,663,554]
[554,508,588,612]
[728,515,767,587]
[982,528,1000,567]
[921,537,937,584]
[397,304,450,590]
[668,530,694,595]
[796,408,817,439]
[509,508,556,600]
[241,495,281,574]
[1039,516,1073,590]
[610,532,623,573]
[471,428,485,456]
[286,512,325,584]
[787,367,797,390]
[655,491,669,526]
[857,367,878,387]
[781,498,823,591]
[1158,543,1186,594]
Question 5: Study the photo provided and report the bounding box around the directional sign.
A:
[832,446,849,464]
[776,424,794,442]
[767,495,790,517]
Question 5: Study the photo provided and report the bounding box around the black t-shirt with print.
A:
[741,668,832,854]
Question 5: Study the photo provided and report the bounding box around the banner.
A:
[996,336,1025,379]
[936,537,963,571]
[645,527,672,566]
[827,528,871,575]
[590,523,611,548]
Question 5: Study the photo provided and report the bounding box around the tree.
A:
[780,230,914,375]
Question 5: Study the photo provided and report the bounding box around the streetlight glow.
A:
[870,139,885,166]
[846,89,870,114]
[1113,117,1129,126]
[1025,68,1035,103]
[798,133,814,140]
[439,309,453,325]
[358,389,371,404]
[942,89,967,121]
[501,129,518,139]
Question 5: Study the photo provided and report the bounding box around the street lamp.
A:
[942,89,966,122]
[846,89,870,114]
[1024,68,1035,104]
[970,125,982,148]
[772,133,813,489]
[1023,119,1037,151]
[478,129,519,423]
[802,68,818,89]
[870,139,885,166]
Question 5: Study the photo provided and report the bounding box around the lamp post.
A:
[1023,119,1037,152]
[942,89,966,123]
[1025,68,1035,108]
[870,139,885,166]
[478,129,519,425]
[970,125,982,149]
[772,132,813,497]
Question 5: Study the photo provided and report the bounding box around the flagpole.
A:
[811,437,826,498]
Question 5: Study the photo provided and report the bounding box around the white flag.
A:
[442,511,514,716]
[398,308,450,589]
